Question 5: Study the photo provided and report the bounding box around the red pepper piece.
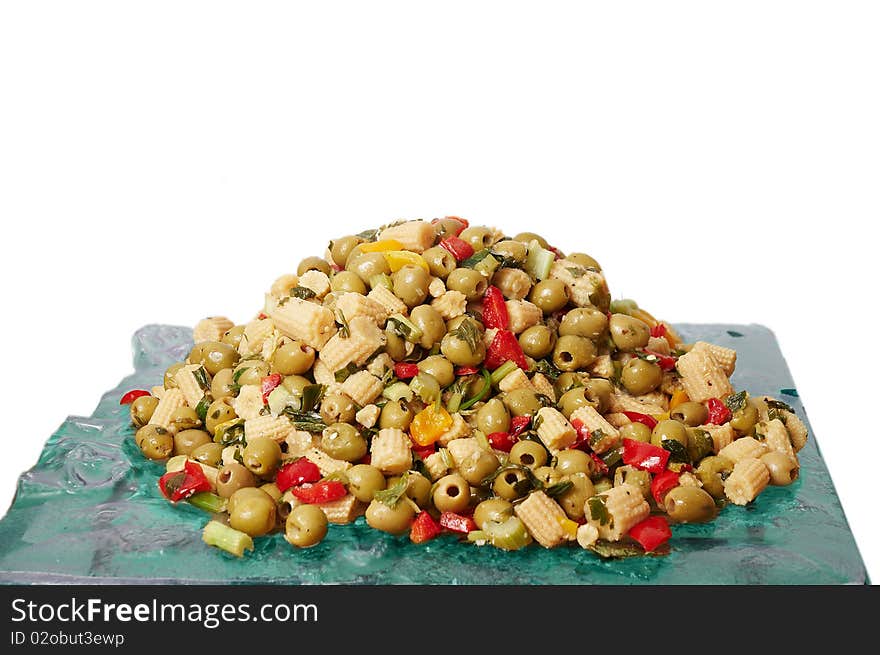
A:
[120,389,151,405]
[260,373,283,404]
[651,469,680,505]
[487,431,517,452]
[650,323,668,339]
[570,418,592,451]
[290,480,348,504]
[510,415,531,438]
[706,398,732,425]
[158,461,212,502]
[258,312,268,319]
[275,458,322,492]
[439,236,475,262]
[629,515,672,552]
[432,216,469,235]
[642,349,677,372]
[411,443,437,461]
[622,411,658,430]
[481,286,509,330]
[484,330,528,370]
[589,452,609,475]
[455,366,480,377]
[439,511,477,534]
[622,438,671,474]
[393,362,420,380]
[410,511,443,544]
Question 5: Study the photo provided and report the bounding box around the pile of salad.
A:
[123,217,808,558]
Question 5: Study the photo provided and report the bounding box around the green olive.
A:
[130,395,159,428]
[558,473,595,520]
[232,359,270,387]
[518,325,556,359]
[651,419,689,451]
[330,235,364,267]
[190,442,224,467]
[529,279,569,314]
[297,256,331,277]
[446,268,489,301]
[440,329,486,367]
[609,314,651,351]
[686,428,715,463]
[419,245,456,279]
[512,232,550,249]
[553,372,585,397]
[593,477,613,494]
[533,465,562,486]
[695,455,734,498]
[220,325,246,350]
[365,498,416,535]
[619,421,652,443]
[583,378,614,413]
[491,268,532,300]
[492,467,530,500]
[167,406,202,434]
[281,374,311,396]
[193,341,240,376]
[476,398,510,434]
[473,498,513,529]
[347,252,390,283]
[384,327,409,361]
[260,482,282,503]
[613,466,652,499]
[432,474,471,513]
[491,240,528,264]
[392,265,430,308]
[761,452,799,486]
[210,368,236,400]
[621,358,663,395]
[558,306,608,340]
[346,464,387,502]
[272,340,316,376]
[458,450,501,486]
[410,305,446,348]
[330,270,368,294]
[503,388,543,416]
[557,386,594,419]
[730,400,760,435]
[321,423,368,462]
[664,486,718,523]
[135,424,173,460]
[242,436,282,478]
[205,399,237,435]
[553,335,597,371]
[555,449,592,476]
[404,473,433,507]
[671,401,709,427]
[163,362,184,390]
[173,429,212,457]
[379,399,413,431]
[417,355,454,387]
[285,504,328,547]
[459,226,496,252]
[432,217,467,238]
[319,393,357,425]
[508,440,548,469]
[229,487,277,537]
[566,252,601,271]
[216,461,257,498]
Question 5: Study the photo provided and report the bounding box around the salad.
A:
[123,217,807,558]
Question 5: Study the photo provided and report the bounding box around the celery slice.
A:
[202,521,253,557]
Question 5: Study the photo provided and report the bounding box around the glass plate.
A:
[0,324,869,584]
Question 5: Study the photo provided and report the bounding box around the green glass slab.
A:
[0,324,869,585]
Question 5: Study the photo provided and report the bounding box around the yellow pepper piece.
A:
[653,412,670,422]
[557,515,579,540]
[383,250,429,273]
[669,390,689,411]
[359,239,404,253]
[409,404,453,446]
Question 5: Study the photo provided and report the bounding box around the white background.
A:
[1,2,877,583]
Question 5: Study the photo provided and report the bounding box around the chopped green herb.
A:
[589,429,608,450]
[334,363,359,383]
[300,384,325,413]
[588,495,612,526]
[589,539,669,559]
[449,318,480,354]
[724,390,749,413]
[662,439,690,464]
[766,399,795,414]
[460,249,493,269]
[194,395,212,422]
[545,480,574,498]
[192,366,211,392]
[375,473,410,507]
[290,286,317,300]
[336,310,351,338]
